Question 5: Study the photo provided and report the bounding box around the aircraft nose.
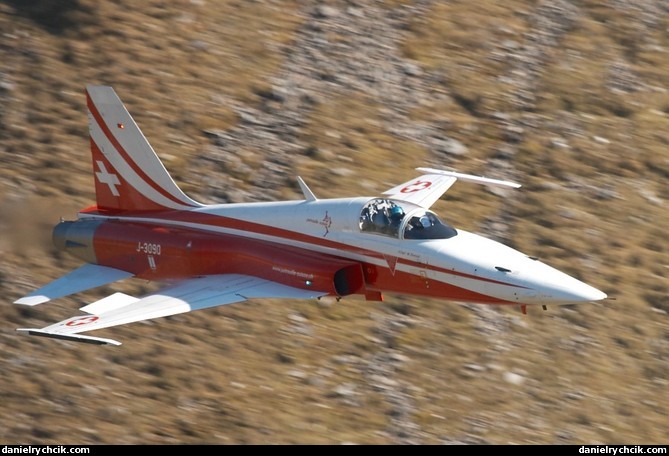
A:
[579,284,607,302]
[545,279,607,303]
[523,264,607,304]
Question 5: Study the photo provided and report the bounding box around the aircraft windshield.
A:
[359,199,457,240]
[402,210,457,240]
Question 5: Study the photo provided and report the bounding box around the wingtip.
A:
[14,295,50,306]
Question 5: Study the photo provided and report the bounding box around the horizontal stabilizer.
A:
[16,328,121,346]
[14,264,134,306]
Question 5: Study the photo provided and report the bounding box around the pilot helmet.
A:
[419,215,431,228]
[389,205,404,219]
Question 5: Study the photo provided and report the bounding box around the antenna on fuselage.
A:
[297,176,318,202]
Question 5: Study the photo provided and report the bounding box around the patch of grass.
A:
[297,91,429,197]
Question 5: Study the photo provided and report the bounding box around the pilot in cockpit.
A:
[388,205,405,235]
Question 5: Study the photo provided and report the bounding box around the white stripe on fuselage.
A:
[79,210,383,266]
[77,209,520,299]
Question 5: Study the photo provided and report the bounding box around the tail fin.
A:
[85,85,202,212]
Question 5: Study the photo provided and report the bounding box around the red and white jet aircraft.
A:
[15,85,607,346]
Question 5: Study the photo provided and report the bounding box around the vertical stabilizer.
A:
[86,85,202,212]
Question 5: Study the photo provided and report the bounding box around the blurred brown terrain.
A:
[1,0,668,444]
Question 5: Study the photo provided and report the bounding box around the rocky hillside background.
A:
[1,0,668,444]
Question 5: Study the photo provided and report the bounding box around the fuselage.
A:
[56,196,605,307]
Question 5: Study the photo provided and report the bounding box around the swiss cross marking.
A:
[65,315,100,327]
[95,160,121,196]
[400,180,432,193]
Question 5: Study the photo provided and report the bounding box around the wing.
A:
[382,168,521,209]
[17,274,327,346]
[14,264,134,306]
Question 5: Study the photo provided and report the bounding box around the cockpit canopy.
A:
[359,198,457,240]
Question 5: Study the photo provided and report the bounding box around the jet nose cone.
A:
[517,259,607,305]
[569,282,607,302]
[588,287,607,302]
[537,274,607,304]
